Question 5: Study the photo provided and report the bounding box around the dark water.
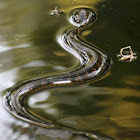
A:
[0,0,140,140]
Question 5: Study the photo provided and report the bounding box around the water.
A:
[0,0,140,140]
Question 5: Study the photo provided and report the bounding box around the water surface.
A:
[0,0,140,140]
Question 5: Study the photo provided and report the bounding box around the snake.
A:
[4,8,113,139]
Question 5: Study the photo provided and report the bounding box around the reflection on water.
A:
[26,86,140,140]
[0,0,140,140]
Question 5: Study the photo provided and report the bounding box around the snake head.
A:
[70,8,96,27]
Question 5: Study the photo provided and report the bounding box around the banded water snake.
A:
[4,8,113,139]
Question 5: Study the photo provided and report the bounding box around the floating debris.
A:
[117,46,137,62]
[105,116,110,120]
[70,0,76,3]
[50,6,63,16]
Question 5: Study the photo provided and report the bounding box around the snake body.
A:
[4,8,112,139]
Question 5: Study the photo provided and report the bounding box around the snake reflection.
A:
[4,8,112,139]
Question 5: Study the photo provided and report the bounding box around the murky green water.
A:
[0,0,140,140]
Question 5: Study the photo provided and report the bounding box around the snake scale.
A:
[4,8,113,139]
